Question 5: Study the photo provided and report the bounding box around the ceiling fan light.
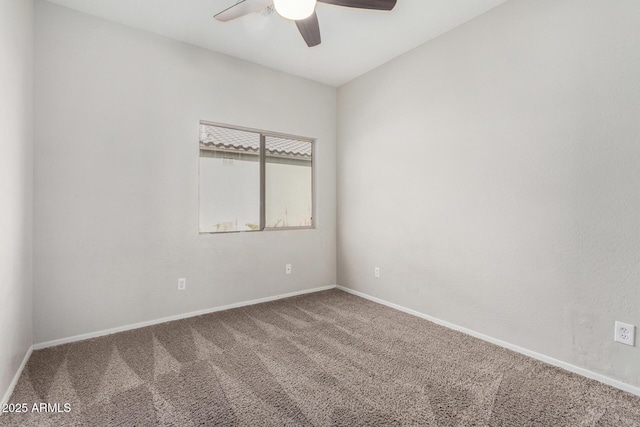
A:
[273,0,317,21]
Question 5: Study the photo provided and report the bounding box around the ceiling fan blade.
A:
[296,11,321,47]
[317,0,396,11]
[214,0,273,22]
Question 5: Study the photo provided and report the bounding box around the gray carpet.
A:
[2,289,639,426]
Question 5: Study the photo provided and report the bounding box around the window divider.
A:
[259,134,266,231]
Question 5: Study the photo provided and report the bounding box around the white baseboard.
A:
[336,285,640,397]
[1,345,33,408]
[34,285,337,350]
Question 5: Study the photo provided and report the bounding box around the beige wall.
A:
[337,0,640,387]
[0,0,34,403]
[34,1,337,344]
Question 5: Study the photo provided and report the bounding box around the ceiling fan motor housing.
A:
[273,0,317,21]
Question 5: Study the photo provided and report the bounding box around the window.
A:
[198,122,314,233]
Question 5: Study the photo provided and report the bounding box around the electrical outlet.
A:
[614,321,635,346]
[286,264,292,274]
[177,278,186,291]
[374,267,380,278]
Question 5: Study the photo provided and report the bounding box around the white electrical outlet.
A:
[286,264,292,274]
[177,278,186,291]
[614,321,635,346]
[374,267,380,278]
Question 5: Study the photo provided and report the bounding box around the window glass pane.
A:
[265,136,313,228]
[199,124,260,233]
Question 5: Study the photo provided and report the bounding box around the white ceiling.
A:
[45,0,508,87]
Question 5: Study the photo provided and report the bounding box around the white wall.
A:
[0,0,34,403]
[34,1,337,344]
[337,0,640,387]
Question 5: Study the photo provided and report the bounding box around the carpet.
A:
[1,289,639,426]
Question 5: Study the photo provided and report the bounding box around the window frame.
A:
[198,120,316,234]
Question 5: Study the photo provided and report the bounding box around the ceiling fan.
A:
[214,0,397,47]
